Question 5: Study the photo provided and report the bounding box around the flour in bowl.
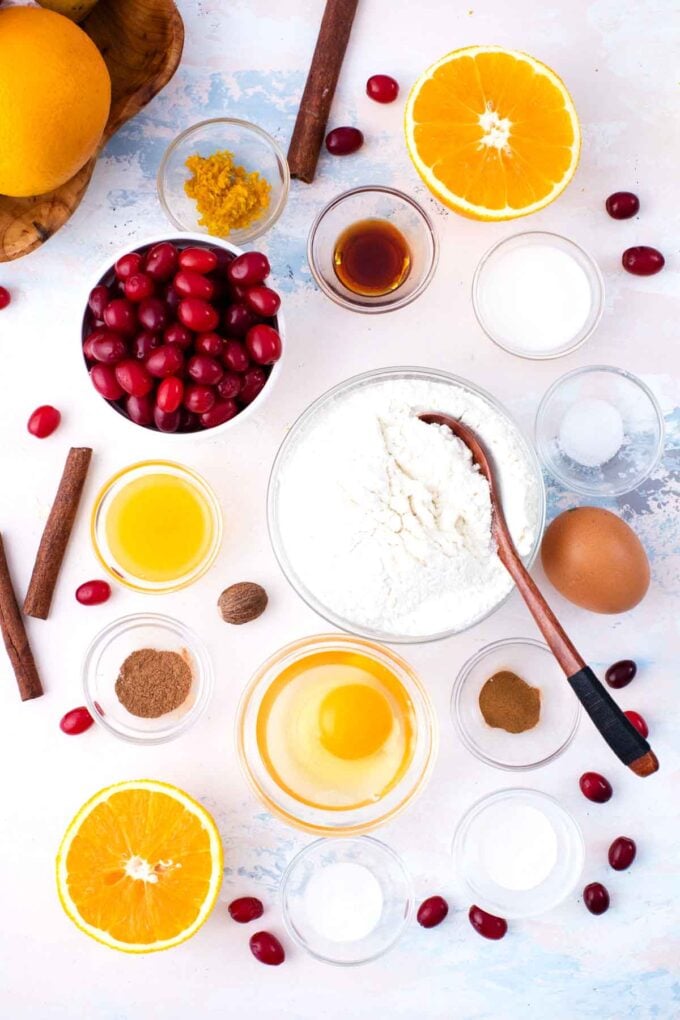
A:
[273,375,542,638]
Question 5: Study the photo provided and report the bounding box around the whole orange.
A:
[0,6,111,197]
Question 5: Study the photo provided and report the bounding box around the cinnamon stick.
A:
[23,447,93,620]
[287,0,359,182]
[0,534,43,701]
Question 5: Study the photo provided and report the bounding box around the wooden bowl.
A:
[0,0,184,262]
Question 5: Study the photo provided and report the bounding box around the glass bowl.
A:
[472,231,604,359]
[452,638,580,771]
[83,613,213,744]
[281,837,413,966]
[236,634,437,836]
[535,365,665,497]
[157,119,289,244]
[267,367,546,643]
[452,788,585,918]
[91,460,222,594]
[307,186,439,312]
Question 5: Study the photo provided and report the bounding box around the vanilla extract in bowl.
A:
[333,218,411,296]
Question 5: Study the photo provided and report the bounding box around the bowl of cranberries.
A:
[82,235,284,436]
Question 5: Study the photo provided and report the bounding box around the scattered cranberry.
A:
[187,354,223,386]
[579,772,613,803]
[89,334,127,365]
[622,246,665,276]
[240,367,267,405]
[184,384,215,415]
[156,376,184,414]
[229,896,264,924]
[224,302,256,336]
[91,364,124,401]
[179,246,218,274]
[366,74,399,103]
[244,286,281,318]
[200,399,239,428]
[609,836,636,871]
[178,297,219,332]
[246,324,282,365]
[144,241,178,280]
[228,251,270,286]
[173,269,215,301]
[624,710,648,738]
[115,359,154,397]
[75,580,111,606]
[60,706,95,735]
[417,895,449,928]
[88,285,109,319]
[103,298,136,335]
[145,345,184,379]
[468,905,507,940]
[605,192,639,219]
[249,931,285,966]
[326,126,364,155]
[223,340,250,373]
[124,272,155,303]
[115,252,143,280]
[27,405,61,438]
[605,659,637,689]
[583,882,610,915]
[0,285,11,310]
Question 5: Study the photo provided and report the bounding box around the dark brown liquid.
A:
[333,218,411,297]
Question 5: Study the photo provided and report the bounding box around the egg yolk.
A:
[318,683,393,760]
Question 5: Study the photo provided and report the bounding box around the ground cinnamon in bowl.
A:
[478,670,541,734]
[115,648,193,718]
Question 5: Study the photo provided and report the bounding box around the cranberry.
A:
[223,340,250,373]
[224,302,256,336]
[90,364,124,401]
[622,246,665,276]
[164,322,193,349]
[179,246,218,274]
[195,332,224,357]
[180,408,200,432]
[583,882,610,915]
[605,659,637,689]
[605,192,639,219]
[200,399,239,428]
[217,372,243,400]
[115,252,143,281]
[144,241,178,281]
[145,344,184,378]
[228,897,264,923]
[88,284,110,319]
[0,285,10,310]
[325,126,364,155]
[83,329,107,361]
[89,334,127,364]
[153,406,181,433]
[60,706,95,735]
[75,580,111,606]
[624,710,648,738]
[240,367,267,405]
[246,324,282,365]
[468,905,507,940]
[187,354,223,386]
[164,284,182,314]
[156,377,184,414]
[244,285,281,318]
[132,331,160,360]
[138,297,169,332]
[366,73,399,103]
[126,393,155,426]
[579,772,613,803]
[27,405,61,438]
[417,895,449,929]
[249,931,284,966]
[173,269,215,301]
[609,836,636,871]
[103,298,136,335]
[184,384,216,415]
[179,297,219,332]
[115,359,154,397]
[228,282,250,302]
[227,251,270,286]
[124,272,155,303]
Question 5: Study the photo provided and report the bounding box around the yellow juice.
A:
[105,472,215,583]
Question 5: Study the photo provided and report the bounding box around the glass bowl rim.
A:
[306,185,440,314]
[471,230,605,360]
[266,365,547,643]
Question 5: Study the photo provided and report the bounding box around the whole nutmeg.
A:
[218,582,268,624]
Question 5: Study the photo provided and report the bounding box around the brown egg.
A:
[541,507,650,613]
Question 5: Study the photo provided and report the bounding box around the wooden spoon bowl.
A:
[0,0,184,262]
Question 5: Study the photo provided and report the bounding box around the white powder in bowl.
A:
[274,376,541,637]
[303,862,384,943]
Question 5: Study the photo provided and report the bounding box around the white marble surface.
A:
[1,1,679,1017]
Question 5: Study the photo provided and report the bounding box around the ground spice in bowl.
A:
[478,670,541,734]
[115,648,193,719]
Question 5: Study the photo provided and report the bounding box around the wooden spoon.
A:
[419,411,659,778]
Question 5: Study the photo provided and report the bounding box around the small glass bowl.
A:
[452,788,585,918]
[236,634,437,836]
[157,118,290,244]
[281,837,413,966]
[83,613,213,744]
[91,460,222,594]
[472,231,604,359]
[535,365,665,496]
[452,638,580,771]
[307,186,439,313]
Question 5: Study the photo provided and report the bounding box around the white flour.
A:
[275,376,541,637]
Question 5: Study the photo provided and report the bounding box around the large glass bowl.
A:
[267,367,546,643]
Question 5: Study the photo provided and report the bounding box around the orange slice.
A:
[56,780,223,953]
[405,46,581,220]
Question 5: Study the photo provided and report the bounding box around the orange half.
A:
[405,46,581,220]
[56,780,223,953]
